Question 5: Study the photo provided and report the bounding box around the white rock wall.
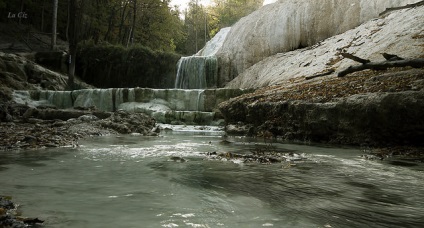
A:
[225,5,424,88]
[216,0,421,86]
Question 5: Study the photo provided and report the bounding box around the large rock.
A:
[0,52,92,102]
[219,91,424,146]
[217,0,421,87]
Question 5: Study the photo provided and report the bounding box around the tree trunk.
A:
[129,0,137,46]
[19,0,24,25]
[104,6,117,42]
[41,0,45,32]
[118,2,128,45]
[51,0,58,50]
[66,0,70,41]
[68,0,78,90]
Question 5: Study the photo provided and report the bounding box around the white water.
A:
[12,88,249,125]
[174,27,231,89]
[196,27,231,57]
[174,56,218,89]
[1,132,423,227]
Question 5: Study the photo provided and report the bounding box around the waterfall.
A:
[174,56,218,89]
[174,27,231,89]
[13,88,251,125]
[197,90,204,112]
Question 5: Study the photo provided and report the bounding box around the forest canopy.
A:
[0,0,263,55]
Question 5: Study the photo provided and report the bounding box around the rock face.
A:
[0,52,91,102]
[216,0,421,87]
[220,90,424,146]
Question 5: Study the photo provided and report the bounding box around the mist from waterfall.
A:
[174,27,231,89]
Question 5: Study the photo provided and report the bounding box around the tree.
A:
[51,0,58,50]
[68,0,83,90]
[210,0,263,28]
[180,0,209,54]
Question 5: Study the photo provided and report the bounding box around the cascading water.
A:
[174,56,218,89]
[12,28,239,125]
[174,28,231,89]
[13,88,250,125]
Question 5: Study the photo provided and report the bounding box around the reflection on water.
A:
[0,131,423,228]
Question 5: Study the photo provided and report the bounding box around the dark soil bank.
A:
[219,69,424,147]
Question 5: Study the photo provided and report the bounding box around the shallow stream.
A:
[1,127,423,227]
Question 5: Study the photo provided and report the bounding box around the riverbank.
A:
[219,68,424,158]
[0,103,157,150]
[1,196,43,227]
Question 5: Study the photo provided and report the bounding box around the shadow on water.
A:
[389,160,419,167]
[0,148,73,169]
[347,181,407,205]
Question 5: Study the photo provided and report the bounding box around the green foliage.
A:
[0,0,185,53]
[178,0,263,55]
[76,44,181,88]
[210,0,263,27]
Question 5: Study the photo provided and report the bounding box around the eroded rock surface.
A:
[218,0,423,88]
[219,69,424,146]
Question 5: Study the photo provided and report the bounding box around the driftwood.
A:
[340,52,370,64]
[305,69,335,80]
[381,53,404,61]
[379,0,424,17]
[338,58,424,77]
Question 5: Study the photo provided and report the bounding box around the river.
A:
[1,126,423,227]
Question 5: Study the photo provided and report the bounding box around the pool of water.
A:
[1,129,423,227]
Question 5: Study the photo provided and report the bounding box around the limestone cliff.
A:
[225,4,424,88]
[216,0,422,87]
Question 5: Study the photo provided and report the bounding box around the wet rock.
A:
[0,197,14,210]
[22,107,36,119]
[78,114,99,122]
[225,123,254,136]
[26,118,44,124]
[219,140,232,145]
[0,103,12,122]
[146,131,159,136]
[0,196,44,228]
[35,108,92,121]
[170,156,187,162]
[151,125,160,133]
[205,150,306,165]
[52,120,67,127]
[23,135,37,144]
[45,143,59,148]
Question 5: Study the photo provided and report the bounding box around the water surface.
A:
[1,130,423,227]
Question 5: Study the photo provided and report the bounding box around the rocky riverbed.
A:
[0,51,158,151]
[0,103,157,151]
